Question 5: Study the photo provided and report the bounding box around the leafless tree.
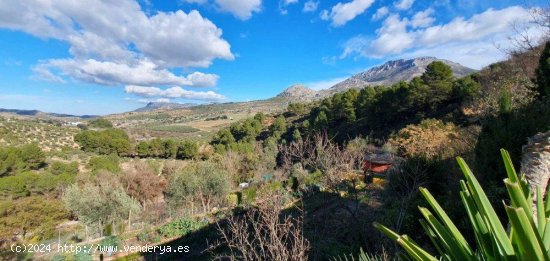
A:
[214,193,310,261]
[505,2,550,55]
[279,132,364,192]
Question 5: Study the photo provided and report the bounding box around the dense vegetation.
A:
[305,61,479,141]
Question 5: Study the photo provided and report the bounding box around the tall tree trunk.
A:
[521,131,550,217]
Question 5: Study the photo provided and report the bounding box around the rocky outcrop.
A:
[521,131,550,217]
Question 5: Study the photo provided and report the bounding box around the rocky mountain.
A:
[326,57,476,94]
[133,102,196,112]
[276,84,318,102]
[277,57,476,101]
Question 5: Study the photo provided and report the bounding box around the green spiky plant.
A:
[374,149,550,261]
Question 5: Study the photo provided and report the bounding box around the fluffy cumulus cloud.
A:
[411,8,435,28]
[394,0,415,10]
[321,0,375,27]
[303,0,319,12]
[340,6,546,69]
[125,85,226,101]
[215,0,262,20]
[35,59,219,87]
[0,0,232,100]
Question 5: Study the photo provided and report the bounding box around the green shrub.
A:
[0,196,70,240]
[99,235,121,248]
[177,141,198,160]
[0,144,45,176]
[241,186,257,204]
[88,118,113,128]
[74,129,130,156]
[166,161,231,212]
[49,161,79,175]
[137,229,153,243]
[87,155,120,173]
[157,218,206,238]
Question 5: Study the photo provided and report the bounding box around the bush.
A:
[0,171,75,198]
[88,118,113,128]
[49,161,79,175]
[63,182,141,231]
[87,155,120,173]
[157,218,206,238]
[167,161,231,213]
[99,235,121,248]
[74,129,130,156]
[453,75,481,101]
[137,229,153,243]
[120,161,166,204]
[0,196,70,240]
[0,144,45,176]
[390,119,473,159]
[177,141,198,160]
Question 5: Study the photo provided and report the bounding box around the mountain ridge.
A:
[278,57,476,101]
[0,108,97,119]
[133,102,196,112]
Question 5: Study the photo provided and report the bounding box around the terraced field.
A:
[0,117,79,152]
[109,98,289,141]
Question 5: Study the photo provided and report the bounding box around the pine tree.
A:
[536,41,550,99]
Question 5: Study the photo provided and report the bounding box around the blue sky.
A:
[0,0,547,115]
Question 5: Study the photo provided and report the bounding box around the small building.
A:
[362,151,399,183]
[64,121,82,126]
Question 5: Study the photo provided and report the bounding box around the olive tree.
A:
[167,161,231,214]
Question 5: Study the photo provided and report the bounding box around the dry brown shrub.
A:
[214,193,309,261]
[198,144,215,160]
[390,119,478,159]
[278,132,364,191]
[120,161,167,205]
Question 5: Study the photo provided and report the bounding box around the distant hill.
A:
[276,84,318,102]
[0,108,96,119]
[133,102,196,112]
[278,57,476,101]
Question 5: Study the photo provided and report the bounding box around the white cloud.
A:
[303,0,319,13]
[31,63,66,83]
[369,14,413,55]
[320,10,330,20]
[35,59,219,87]
[0,0,233,87]
[411,8,434,28]
[372,7,389,21]
[304,76,350,90]
[280,0,299,15]
[394,0,415,10]
[125,85,226,101]
[340,6,546,69]
[417,7,531,46]
[323,0,375,27]
[215,0,262,20]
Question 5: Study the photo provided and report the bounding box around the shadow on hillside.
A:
[122,185,390,261]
